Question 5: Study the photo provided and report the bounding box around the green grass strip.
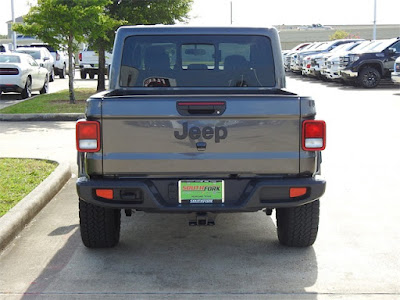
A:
[0,158,57,217]
[0,88,95,114]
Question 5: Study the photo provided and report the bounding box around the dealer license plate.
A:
[178,180,224,204]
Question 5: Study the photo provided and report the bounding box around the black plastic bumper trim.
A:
[76,177,326,212]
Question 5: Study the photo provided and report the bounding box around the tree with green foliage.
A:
[90,0,193,91]
[13,0,113,103]
[329,30,360,40]
[330,30,350,40]
[86,8,125,92]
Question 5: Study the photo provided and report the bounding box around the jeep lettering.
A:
[174,122,228,142]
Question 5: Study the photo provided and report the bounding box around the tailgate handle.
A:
[177,102,226,116]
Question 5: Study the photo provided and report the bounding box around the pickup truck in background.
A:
[323,40,377,81]
[78,46,112,79]
[76,26,327,249]
[340,37,400,88]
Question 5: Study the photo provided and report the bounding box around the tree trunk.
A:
[97,42,106,92]
[68,35,76,104]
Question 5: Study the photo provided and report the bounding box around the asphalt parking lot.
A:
[0,75,399,299]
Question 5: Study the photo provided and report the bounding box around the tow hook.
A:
[264,208,273,216]
[188,212,217,226]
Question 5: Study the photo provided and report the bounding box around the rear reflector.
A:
[76,120,100,152]
[302,120,326,151]
[290,187,307,198]
[96,189,113,199]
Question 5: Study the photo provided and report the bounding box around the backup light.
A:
[302,120,326,151]
[76,120,100,152]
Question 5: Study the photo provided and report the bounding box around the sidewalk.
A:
[0,121,77,251]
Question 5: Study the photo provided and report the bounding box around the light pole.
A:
[11,0,17,50]
[373,0,377,40]
[230,1,233,25]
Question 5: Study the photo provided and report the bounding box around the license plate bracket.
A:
[178,180,224,204]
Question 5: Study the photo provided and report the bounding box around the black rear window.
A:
[120,35,275,87]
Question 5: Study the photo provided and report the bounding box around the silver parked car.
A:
[16,47,55,82]
[0,53,49,98]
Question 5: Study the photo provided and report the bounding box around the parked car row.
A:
[20,43,72,79]
[283,37,400,88]
[0,43,74,99]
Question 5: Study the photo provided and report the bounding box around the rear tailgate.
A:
[99,94,306,176]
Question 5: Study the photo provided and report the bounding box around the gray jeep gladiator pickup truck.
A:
[76,26,326,248]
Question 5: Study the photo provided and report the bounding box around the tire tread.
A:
[79,199,121,248]
[276,200,320,247]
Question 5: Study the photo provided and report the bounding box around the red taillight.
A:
[76,120,100,152]
[302,120,326,151]
[79,53,82,61]
[306,64,311,68]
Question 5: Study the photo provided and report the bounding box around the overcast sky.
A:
[1,0,399,35]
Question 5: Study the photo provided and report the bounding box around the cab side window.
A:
[391,42,400,53]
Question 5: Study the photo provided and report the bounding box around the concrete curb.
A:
[0,113,84,121]
[0,161,72,251]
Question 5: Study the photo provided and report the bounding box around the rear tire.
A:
[80,70,87,79]
[89,72,95,79]
[79,199,121,248]
[358,67,381,88]
[59,65,66,79]
[21,77,32,99]
[276,200,320,247]
[40,75,49,94]
[49,68,55,82]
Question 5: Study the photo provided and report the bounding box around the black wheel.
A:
[40,75,49,94]
[276,200,320,247]
[80,70,87,79]
[79,199,121,248]
[59,65,66,78]
[89,72,95,79]
[21,77,32,99]
[358,67,381,88]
